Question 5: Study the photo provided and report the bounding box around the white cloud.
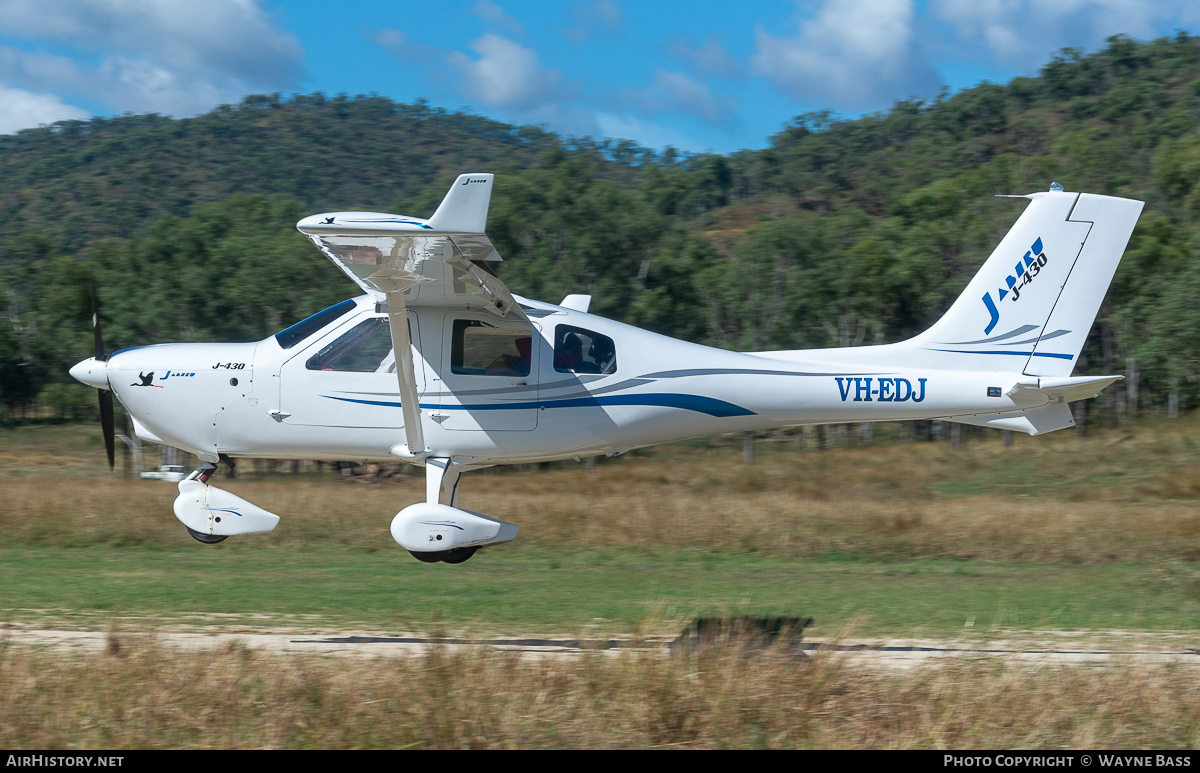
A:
[374,29,440,64]
[563,0,622,43]
[751,0,940,111]
[372,10,730,151]
[0,0,304,123]
[932,0,1200,66]
[593,111,713,153]
[624,69,738,127]
[668,36,740,79]
[447,34,566,112]
[0,85,89,134]
[589,0,622,30]
[0,47,83,93]
[470,1,525,36]
[498,104,707,152]
[375,30,593,132]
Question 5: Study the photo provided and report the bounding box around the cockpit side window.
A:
[451,319,532,377]
[306,317,395,372]
[274,299,358,349]
[554,325,616,374]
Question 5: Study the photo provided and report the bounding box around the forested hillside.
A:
[3,33,1200,424]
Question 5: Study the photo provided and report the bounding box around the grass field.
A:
[5,546,1198,634]
[2,417,1199,747]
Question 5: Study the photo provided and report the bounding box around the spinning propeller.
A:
[91,291,115,470]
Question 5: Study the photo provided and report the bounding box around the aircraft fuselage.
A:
[95,294,1049,466]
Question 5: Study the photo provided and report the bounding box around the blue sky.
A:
[1,0,1197,153]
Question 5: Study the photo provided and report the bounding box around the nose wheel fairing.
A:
[173,477,281,537]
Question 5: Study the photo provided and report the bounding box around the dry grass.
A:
[1,633,1196,749]
[3,440,1199,562]
[491,459,1200,562]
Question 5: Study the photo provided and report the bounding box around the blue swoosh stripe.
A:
[342,219,432,229]
[202,507,242,517]
[926,349,1074,360]
[321,393,756,418]
[108,345,154,358]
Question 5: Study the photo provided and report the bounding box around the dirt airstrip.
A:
[4,621,1198,670]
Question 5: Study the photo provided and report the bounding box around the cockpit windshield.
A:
[274,299,358,349]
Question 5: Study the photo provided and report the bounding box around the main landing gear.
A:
[392,459,518,565]
[406,459,477,564]
[409,546,477,564]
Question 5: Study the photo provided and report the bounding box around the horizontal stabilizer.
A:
[951,375,1120,435]
[1012,375,1123,403]
[951,401,1075,436]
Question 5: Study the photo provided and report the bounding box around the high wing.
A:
[297,172,525,456]
[296,173,523,320]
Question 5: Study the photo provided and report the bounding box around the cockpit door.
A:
[279,311,425,428]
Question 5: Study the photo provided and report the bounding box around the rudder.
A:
[1023,193,1143,376]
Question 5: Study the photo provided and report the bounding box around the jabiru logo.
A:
[981,237,1049,334]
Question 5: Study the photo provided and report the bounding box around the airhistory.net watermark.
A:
[6,757,124,767]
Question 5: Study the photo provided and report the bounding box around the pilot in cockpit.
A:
[554,332,583,372]
[589,336,616,374]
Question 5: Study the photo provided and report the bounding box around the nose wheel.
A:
[185,526,228,544]
[407,547,477,564]
[180,457,240,544]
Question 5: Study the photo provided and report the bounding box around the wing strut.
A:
[386,294,424,455]
[368,263,426,455]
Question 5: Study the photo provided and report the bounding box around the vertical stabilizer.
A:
[902,191,1142,374]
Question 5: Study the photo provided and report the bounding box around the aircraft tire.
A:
[409,550,448,563]
[186,527,228,544]
[441,547,477,564]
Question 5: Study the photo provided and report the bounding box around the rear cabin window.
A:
[306,317,395,372]
[554,325,616,374]
[451,320,532,377]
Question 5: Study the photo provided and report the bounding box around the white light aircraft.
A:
[69,175,1143,564]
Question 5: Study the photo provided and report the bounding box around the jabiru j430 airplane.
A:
[69,175,1143,564]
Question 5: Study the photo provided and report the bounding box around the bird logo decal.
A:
[131,371,164,388]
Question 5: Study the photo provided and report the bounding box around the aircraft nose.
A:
[69,357,110,390]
